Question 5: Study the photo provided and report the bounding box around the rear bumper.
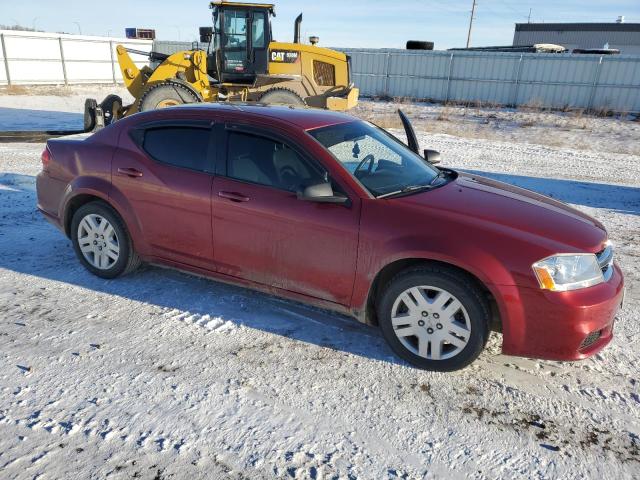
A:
[326,87,359,111]
[499,263,624,361]
[36,171,65,233]
[38,206,64,233]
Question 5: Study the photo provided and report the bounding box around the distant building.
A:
[513,22,640,55]
[125,28,156,40]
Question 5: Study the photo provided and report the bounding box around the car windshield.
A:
[308,121,440,197]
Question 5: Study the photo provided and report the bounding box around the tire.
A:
[259,89,305,107]
[377,265,490,371]
[138,82,200,112]
[83,98,98,132]
[71,201,141,279]
[98,94,123,126]
[406,40,434,51]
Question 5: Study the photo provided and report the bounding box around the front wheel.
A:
[377,266,490,371]
[71,202,141,279]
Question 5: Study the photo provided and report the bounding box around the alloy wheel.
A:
[391,286,471,360]
[76,214,120,270]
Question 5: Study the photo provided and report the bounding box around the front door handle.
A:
[218,191,249,202]
[117,167,143,178]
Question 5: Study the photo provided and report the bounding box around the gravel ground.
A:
[0,90,639,479]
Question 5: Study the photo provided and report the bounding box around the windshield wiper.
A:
[377,184,433,199]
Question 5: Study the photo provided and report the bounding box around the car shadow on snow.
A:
[1,170,637,367]
[462,170,640,216]
[0,107,83,131]
[1,173,402,365]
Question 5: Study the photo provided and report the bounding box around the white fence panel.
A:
[0,30,152,85]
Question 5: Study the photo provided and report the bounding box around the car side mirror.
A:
[424,149,441,165]
[199,26,213,43]
[297,182,350,205]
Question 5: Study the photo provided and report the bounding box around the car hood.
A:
[395,171,607,252]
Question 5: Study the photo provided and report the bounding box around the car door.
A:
[112,119,216,269]
[211,125,360,306]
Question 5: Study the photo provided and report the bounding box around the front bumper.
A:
[326,87,359,111]
[498,263,624,361]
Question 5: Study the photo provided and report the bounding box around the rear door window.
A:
[142,126,213,172]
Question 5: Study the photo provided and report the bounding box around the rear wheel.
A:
[139,82,200,112]
[259,89,305,107]
[377,266,490,371]
[71,202,141,279]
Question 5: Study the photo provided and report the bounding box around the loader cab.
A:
[206,1,274,84]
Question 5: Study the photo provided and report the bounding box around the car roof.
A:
[165,103,357,130]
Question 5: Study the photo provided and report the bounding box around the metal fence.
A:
[151,41,207,68]
[0,30,153,85]
[4,34,639,113]
[340,48,640,113]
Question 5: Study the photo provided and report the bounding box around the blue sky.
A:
[3,0,640,49]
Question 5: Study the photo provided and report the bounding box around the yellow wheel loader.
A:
[87,1,359,129]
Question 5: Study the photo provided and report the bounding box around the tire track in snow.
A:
[161,307,238,333]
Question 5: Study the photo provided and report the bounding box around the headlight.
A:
[532,254,604,291]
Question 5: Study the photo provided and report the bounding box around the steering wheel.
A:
[278,165,299,190]
[353,154,375,178]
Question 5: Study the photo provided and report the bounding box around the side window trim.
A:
[129,119,213,148]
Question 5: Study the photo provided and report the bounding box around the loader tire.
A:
[139,82,200,112]
[99,94,123,126]
[259,89,305,107]
[83,98,98,132]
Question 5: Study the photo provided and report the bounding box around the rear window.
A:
[143,127,211,172]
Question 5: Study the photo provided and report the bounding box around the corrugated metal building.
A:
[513,23,640,55]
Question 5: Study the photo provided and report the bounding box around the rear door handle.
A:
[218,191,249,202]
[117,167,143,178]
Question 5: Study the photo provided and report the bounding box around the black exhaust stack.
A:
[294,13,302,43]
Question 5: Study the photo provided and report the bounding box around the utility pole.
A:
[466,0,477,48]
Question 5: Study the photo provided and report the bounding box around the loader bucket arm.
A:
[116,45,147,99]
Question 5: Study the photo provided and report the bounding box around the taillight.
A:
[41,147,51,171]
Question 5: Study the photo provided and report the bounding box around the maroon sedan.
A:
[36,104,624,371]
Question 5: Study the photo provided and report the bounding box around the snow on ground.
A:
[0,89,639,479]
[355,99,640,157]
[0,86,133,131]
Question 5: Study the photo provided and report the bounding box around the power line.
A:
[491,0,528,17]
[479,2,530,21]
